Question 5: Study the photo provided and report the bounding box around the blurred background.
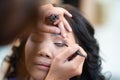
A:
[0,0,120,80]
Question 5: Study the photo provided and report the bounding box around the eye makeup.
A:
[54,43,68,47]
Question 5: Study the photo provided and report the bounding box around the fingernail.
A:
[66,25,72,32]
[69,28,72,32]
[70,14,72,17]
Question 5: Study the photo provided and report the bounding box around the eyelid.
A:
[54,38,68,46]
[54,42,68,47]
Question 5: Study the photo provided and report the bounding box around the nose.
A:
[37,48,53,59]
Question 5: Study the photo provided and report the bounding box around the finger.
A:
[78,46,87,58]
[71,46,87,64]
[63,17,72,32]
[58,21,66,38]
[75,50,86,58]
[53,13,62,25]
[38,24,60,34]
[54,14,72,32]
[70,54,86,66]
[59,7,72,17]
[53,18,61,25]
[58,44,79,61]
[78,60,85,73]
[70,47,87,65]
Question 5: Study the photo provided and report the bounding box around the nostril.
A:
[46,55,50,58]
[37,50,52,58]
[38,53,43,56]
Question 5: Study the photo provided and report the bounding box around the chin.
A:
[29,69,48,80]
[31,75,46,80]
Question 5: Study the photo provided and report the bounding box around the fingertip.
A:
[65,11,72,17]
[62,8,72,17]
[65,24,72,32]
[69,13,72,17]
[68,27,72,32]
[78,46,87,58]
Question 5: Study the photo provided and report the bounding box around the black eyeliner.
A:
[64,44,68,47]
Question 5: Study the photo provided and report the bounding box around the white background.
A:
[95,0,120,79]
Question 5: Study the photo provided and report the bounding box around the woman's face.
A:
[25,25,76,80]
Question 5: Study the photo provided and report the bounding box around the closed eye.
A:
[54,43,68,47]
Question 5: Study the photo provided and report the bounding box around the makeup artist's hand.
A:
[45,44,87,80]
[38,4,72,37]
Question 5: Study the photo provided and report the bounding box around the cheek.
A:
[25,41,32,57]
[25,40,36,63]
[52,46,67,57]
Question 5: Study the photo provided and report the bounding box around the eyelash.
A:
[54,43,68,47]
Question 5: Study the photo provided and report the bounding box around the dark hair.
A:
[61,4,106,80]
